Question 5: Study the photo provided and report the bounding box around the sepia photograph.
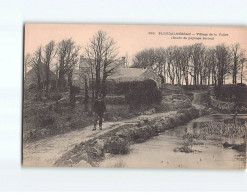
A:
[22,24,247,169]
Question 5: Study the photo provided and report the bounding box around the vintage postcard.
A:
[23,24,247,168]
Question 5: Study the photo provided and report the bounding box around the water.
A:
[100,114,246,169]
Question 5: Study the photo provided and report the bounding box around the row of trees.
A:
[132,43,246,86]
[24,31,120,104]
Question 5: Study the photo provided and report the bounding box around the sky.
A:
[25,24,247,64]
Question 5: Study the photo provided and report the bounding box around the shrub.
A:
[108,79,160,95]
[109,80,139,95]
[177,108,199,121]
[105,136,130,155]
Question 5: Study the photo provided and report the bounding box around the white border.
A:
[0,0,247,192]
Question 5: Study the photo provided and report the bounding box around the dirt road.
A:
[23,121,124,167]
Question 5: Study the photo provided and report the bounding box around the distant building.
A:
[107,66,162,88]
[25,62,57,91]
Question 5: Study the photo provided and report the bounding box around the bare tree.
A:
[56,38,80,92]
[230,43,245,84]
[30,46,43,99]
[166,46,176,84]
[239,55,246,84]
[132,48,157,69]
[180,46,191,85]
[24,53,32,83]
[215,44,231,86]
[85,30,118,97]
[173,46,184,85]
[190,43,205,85]
[43,40,56,95]
[84,77,89,111]
[154,48,167,77]
[131,43,246,87]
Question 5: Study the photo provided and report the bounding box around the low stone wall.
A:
[54,108,199,167]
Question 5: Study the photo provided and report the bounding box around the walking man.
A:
[93,93,106,130]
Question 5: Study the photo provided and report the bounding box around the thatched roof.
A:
[108,68,147,80]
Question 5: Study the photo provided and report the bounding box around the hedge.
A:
[125,80,162,108]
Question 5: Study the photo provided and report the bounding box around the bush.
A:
[105,136,130,155]
[125,80,162,108]
[108,81,139,95]
[108,79,159,95]
[177,108,199,121]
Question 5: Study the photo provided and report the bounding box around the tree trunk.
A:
[68,71,75,107]
[194,73,197,85]
[84,76,89,111]
[95,61,101,97]
[232,57,237,84]
[208,72,211,86]
[46,63,50,95]
[163,64,166,83]
[58,61,66,91]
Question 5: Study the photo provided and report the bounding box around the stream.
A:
[100,114,246,169]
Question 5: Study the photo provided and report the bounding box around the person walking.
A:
[93,93,106,130]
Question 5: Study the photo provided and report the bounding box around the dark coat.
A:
[93,99,106,114]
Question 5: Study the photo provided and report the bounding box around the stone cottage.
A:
[73,55,162,92]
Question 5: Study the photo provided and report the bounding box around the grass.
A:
[23,101,93,141]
